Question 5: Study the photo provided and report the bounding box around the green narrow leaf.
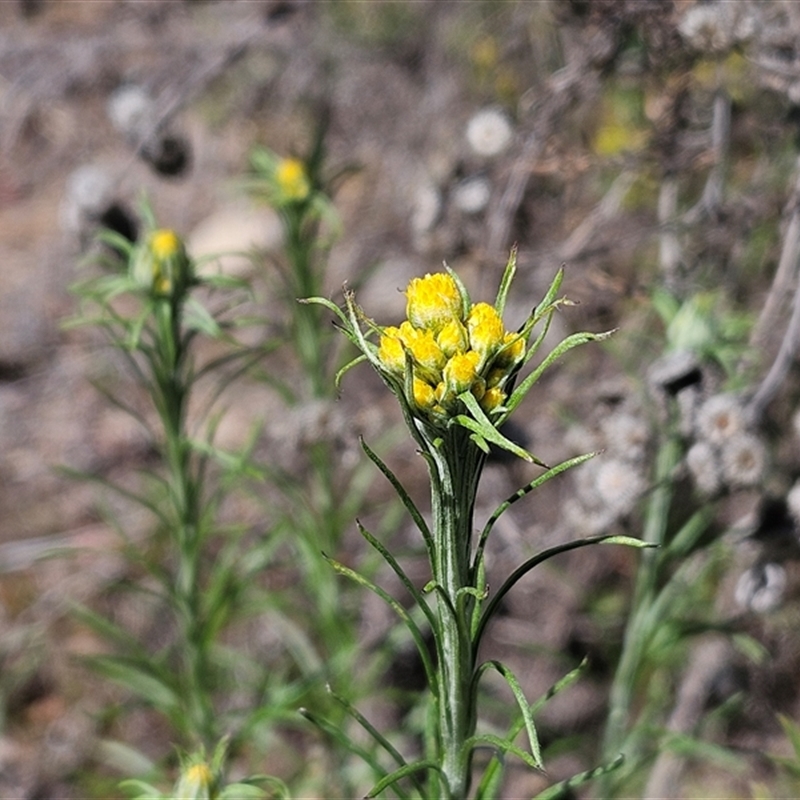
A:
[472,452,598,578]
[475,660,543,768]
[599,535,657,548]
[356,521,437,630]
[335,353,369,388]
[469,432,491,454]
[664,506,715,559]
[84,655,180,713]
[463,734,541,771]
[58,466,171,527]
[503,330,614,420]
[184,297,222,337]
[778,714,800,762]
[531,656,590,715]
[473,759,504,800]
[359,437,434,559]
[732,633,769,665]
[301,295,350,329]
[475,534,652,653]
[494,246,518,319]
[299,708,401,797]
[454,391,544,464]
[531,755,624,800]
[218,785,270,799]
[72,603,158,659]
[366,760,444,799]
[444,262,472,319]
[327,686,428,798]
[325,556,438,693]
[532,267,565,326]
[118,779,165,800]
[475,658,591,798]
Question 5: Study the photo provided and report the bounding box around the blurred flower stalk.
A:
[248,144,340,400]
[308,252,649,798]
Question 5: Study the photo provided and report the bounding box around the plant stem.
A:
[154,298,216,748]
[427,426,485,799]
[284,208,327,398]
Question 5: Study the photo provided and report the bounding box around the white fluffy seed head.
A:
[107,83,153,139]
[594,458,646,515]
[453,176,492,214]
[696,393,746,445]
[720,433,766,488]
[466,108,513,157]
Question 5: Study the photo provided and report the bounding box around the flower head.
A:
[174,760,214,800]
[406,272,463,332]
[370,268,529,429]
[467,302,505,359]
[466,107,513,157]
[131,227,191,298]
[275,157,311,203]
[315,256,598,463]
[696,393,746,444]
[443,350,481,396]
[720,433,766,488]
[686,440,722,496]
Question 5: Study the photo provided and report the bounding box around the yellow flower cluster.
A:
[378,272,524,422]
[131,228,190,298]
[275,157,311,203]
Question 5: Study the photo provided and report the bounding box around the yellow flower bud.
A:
[413,377,437,410]
[406,273,463,332]
[437,319,469,358]
[471,376,486,402]
[174,761,214,800]
[275,157,311,202]
[467,302,504,357]
[407,329,445,374]
[495,331,525,367]
[378,326,407,373]
[480,386,506,413]
[131,228,190,298]
[150,229,181,261]
[443,350,481,395]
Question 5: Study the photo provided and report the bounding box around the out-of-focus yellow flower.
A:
[150,229,181,261]
[131,228,190,298]
[406,273,463,332]
[471,35,498,71]
[174,760,214,800]
[275,157,311,203]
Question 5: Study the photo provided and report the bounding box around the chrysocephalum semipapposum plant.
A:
[306,250,651,799]
[69,218,288,790]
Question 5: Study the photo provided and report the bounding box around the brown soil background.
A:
[3,1,800,798]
